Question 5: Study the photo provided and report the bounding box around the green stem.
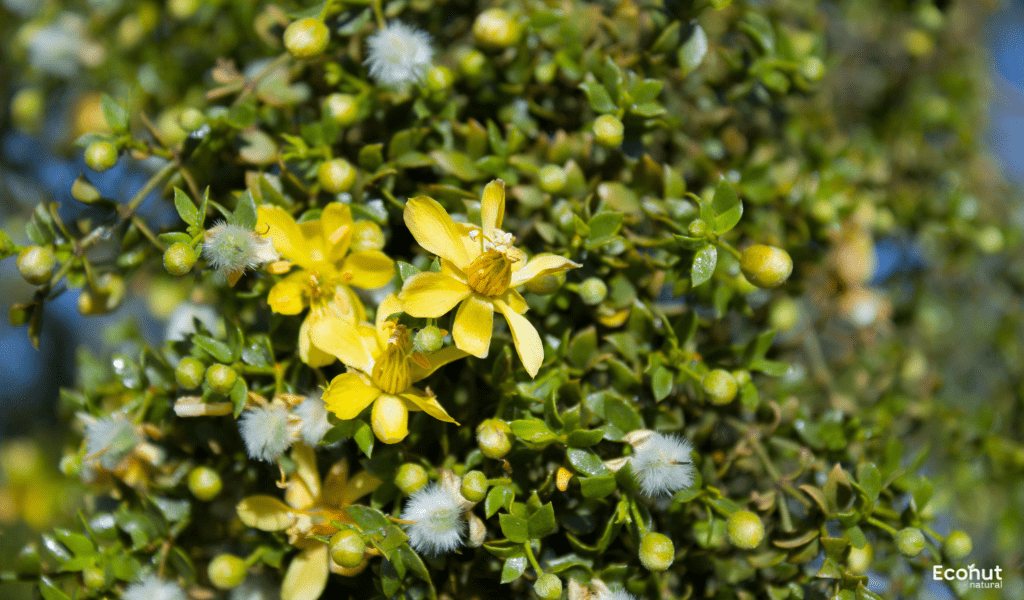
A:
[371,0,386,29]
[523,540,543,575]
[866,516,898,536]
[629,498,649,537]
[678,363,703,383]
[715,238,743,261]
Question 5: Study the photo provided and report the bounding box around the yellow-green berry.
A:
[769,297,801,332]
[207,554,246,590]
[188,466,223,501]
[534,573,562,600]
[324,93,360,127]
[395,463,429,495]
[11,88,44,132]
[85,141,118,172]
[17,246,56,285]
[688,219,709,238]
[284,17,329,59]
[593,114,624,148]
[726,510,764,549]
[639,532,675,572]
[459,49,487,78]
[460,470,488,502]
[473,8,521,49]
[895,527,925,558]
[176,357,206,390]
[82,565,106,589]
[425,66,455,93]
[179,107,205,131]
[538,165,568,194]
[477,419,514,459]
[525,271,565,295]
[350,220,386,252]
[847,542,872,574]
[163,242,197,276]
[702,369,739,405]
[168,0,201,20]
[318,158,356,194]
[579,277,608,306]
[943,530,972,561]
[413,326,444,354]
[329,529,365,568]
[371,393,409,444]
[206,364,237,394]
[740,244,793,289]
[77,273,125,315]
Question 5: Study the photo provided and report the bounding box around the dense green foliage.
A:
[1,1,1022,599]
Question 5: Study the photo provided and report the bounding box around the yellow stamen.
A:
[465,250,513,296]
[371,325,413,394]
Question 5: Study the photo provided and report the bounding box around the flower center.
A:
[371,324,413,394]
[465,250,513,297]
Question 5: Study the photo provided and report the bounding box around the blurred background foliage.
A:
[0,0,1023,599]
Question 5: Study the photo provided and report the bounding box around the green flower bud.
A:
[188,465,223,501]
[534,61,557,84]
[329,529,366,568]
[473,9,521,50]
[413,326,444,354]
[284,18,329,59]
[702,369,739,405]
[324,93,360,127]
[176,357,206,390]
[525,271,565,295]
[82,565,106,589]
[207,554,246,590]
[163,242,197,276]
[206,364,238,395]
[395,463,429,495]
[350,220,386,252]
[85,141,119,173]
[17,246,56,285]
[688,219,709,238]
[593,114,624,148]
[11,88,44,132]
[895,527,925,558]
[426,66,455,93]
[801,56,825,82]
[726,510,764,549]
[179,108,205,132]
[847,542,872,574]
[740,244,793,289]
[579,277,608,306]
[77,274,125,315]
[943,530,972,561]
[538,165,568,194]
[769,297,801,332]
[460,470,488,502]
[731,369,751,388]
[639,532,675,571]
[534,573,562,600]
[459,49,487,78]
[318,159,357,194]
[477,419,514,459]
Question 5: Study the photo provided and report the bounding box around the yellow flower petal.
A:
[453,296,494,358]
[455,222,483,263]
[480,179,506,239]
[341,250,395,289]
[510,253,581,287]
[323,373,383,420]
[321,203,354,262]
[337,471,383,506]
[287,444,321,510]
[374,293,404,348]
[401,389,459,424]
[502,288,529,314]
[410,345,469,382]
[321,459,350,503]
[404,196,470,268]
[282,545,329,600]
[300,317,337,368]
[257,206,309,267]
[299,220,328,263]
[399,272,471,318]
[236,495,296,531]
[268,272,309,315]
[309,317,375,373]
[495,300,543,378]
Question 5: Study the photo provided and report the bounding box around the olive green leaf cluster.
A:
[0,1,1022,600]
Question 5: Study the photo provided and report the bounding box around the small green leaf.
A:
[857,463,882,504]
[630,79,663,103]
[227,101,257,129]
[174,188,201,228]
[579,81,617,113]
[486,485,515,518]
[234,190,258,230]
[586,212,624,249]
[740,13,776,54]
[580,475,617,498]
[691,243,717,287]
[354,421,374,457]
[510,419,558,445]
[712,179,743,234]
[230,378,248,417]
[501,552,528,583]
[429,150,484,181]
[100,94,129,133]
[0,228,17,261]
[566,429,604,447]
[38,577,72,600]
[345,505,390,532]
[651,366,673,401]
[567,448,609,476]
[527,503,556,538]
[499,514,529,543]
[192,335,234,363]
[679,23,709,76]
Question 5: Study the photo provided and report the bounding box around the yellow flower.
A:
[310,294,466,444]
[257,203,395,367]
[398,180,579,377]
[236,444,382,600]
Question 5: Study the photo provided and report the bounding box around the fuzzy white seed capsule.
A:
[238,406,293,462]
[401,482,466,555]
[629,432,696,497]
[203,222,279,284]
[85,415,139,470]
[364,22,434,88]
[123,575,187,600]
[294,395,332,446]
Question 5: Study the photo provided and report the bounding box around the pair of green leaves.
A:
[674,179,743,288]
[579,56,666,118]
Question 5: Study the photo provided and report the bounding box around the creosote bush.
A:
[0,1,1022,600]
